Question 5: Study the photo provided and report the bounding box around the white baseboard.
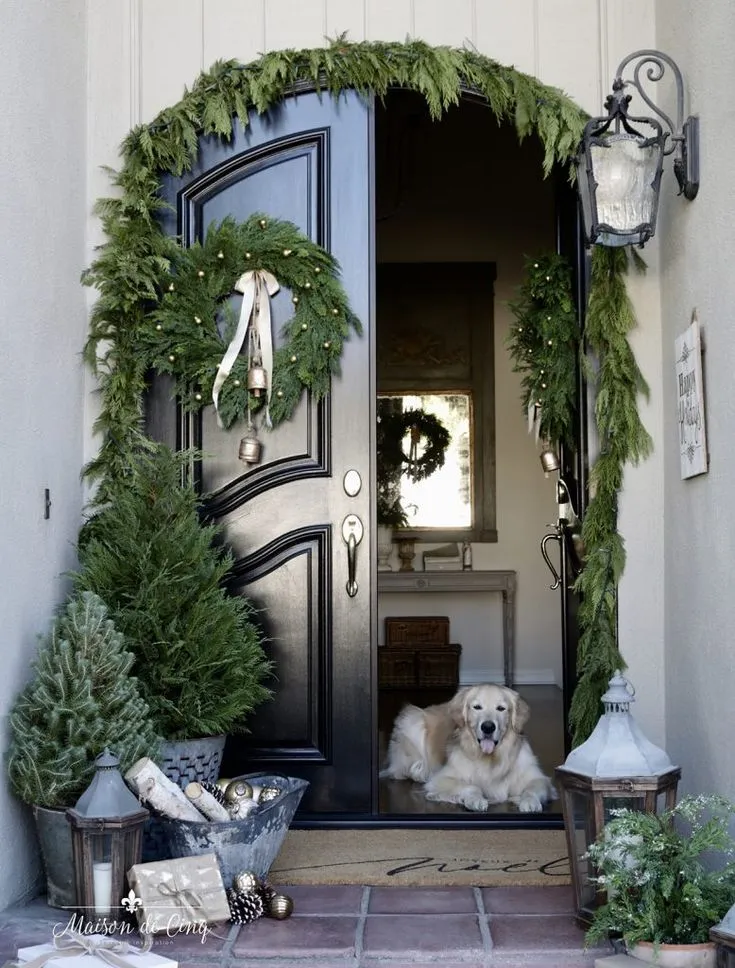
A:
[460,668,559,687]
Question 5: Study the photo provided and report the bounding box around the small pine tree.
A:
[7,592,159,808]
[73,445,272,740]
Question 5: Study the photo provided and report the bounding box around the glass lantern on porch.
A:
[66,749,149,922]
[711,904,735,967]
[555,672,681,925]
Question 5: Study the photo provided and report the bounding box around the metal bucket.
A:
[143,734,227,863]
[33,806,76,909]
[159,773,308,886]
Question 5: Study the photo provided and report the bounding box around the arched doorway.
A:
[148,81,586,826]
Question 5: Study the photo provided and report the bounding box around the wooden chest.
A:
[385,616,450,648]
[379,643,461,689]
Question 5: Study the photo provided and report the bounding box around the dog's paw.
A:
[462,794,490,812]
[408,761,430,783]
[517,792,543,813]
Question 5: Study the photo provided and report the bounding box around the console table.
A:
[377,570,517,687]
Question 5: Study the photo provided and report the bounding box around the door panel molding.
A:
[185,131,329,247]
[227,524,332,764]
[195,396,331,517]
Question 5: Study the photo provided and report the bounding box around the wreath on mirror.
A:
[377,409,451,483]
[141,212,362,433]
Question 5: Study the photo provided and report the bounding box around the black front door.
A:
[155,91,376,815]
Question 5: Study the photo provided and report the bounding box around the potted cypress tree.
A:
[6,592,159,908]
[72,444,272,784]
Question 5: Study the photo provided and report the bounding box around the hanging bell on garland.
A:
[239,429,262,465]
[247,364,268,397]
[539,443,560,475]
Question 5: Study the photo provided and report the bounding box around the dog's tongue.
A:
[480,738,496,754]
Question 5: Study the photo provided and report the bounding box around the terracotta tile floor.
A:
[0,885,611,967]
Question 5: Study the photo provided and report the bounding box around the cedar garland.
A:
[569,246,651,744]
[507,253,579,448]
[82,39,586,491]
[80,38,652,743]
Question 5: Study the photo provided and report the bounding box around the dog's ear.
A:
[506,690,530,733]
[449,687,472,727]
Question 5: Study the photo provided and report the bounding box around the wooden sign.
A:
[675,312,708,479]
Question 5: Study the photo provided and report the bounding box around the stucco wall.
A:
[656,0,735,800]
[0,0,87,909]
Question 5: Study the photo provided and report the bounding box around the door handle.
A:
[341,514,364,597]
[540,530,563,590]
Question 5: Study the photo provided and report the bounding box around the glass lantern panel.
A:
[590,133,661,242]
[571,790,597,911]
[602,794,646,824]
[91,833,113,916]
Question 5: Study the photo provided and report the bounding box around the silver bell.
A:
[247,365,268,397]
[239,432,262,465]
[539,446,560,475]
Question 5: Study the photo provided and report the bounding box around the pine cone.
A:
[201,781,227,806]
[227,888,264,924]
[258,880,278,905]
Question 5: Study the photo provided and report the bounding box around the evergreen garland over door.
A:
[150,91,375,815]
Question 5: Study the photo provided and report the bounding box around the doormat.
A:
[269,828,570,887]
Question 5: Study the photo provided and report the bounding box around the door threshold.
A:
[291,811,564,830]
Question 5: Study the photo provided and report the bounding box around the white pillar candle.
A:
[92,862,113,915]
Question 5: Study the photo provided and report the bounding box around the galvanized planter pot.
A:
[160,773,308,885]
[33,806,75,910]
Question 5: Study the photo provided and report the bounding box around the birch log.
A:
[184,782,231,822]
[125,757,206,821]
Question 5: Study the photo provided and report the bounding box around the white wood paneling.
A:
[326,0,365,42]
[365,0,412,41]
[87,0,137,235]
[605,0,656,85]
[475,0,537,74]
[537,0,602,113]
[140,0,203,122]
[202,0,266,66]
[263,0,327,50]
[413,0,475,48]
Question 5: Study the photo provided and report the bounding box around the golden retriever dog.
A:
[381,684,556,813]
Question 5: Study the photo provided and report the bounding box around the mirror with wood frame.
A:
[377,261,497,542]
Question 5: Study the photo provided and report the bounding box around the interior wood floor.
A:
[378,684,565,816]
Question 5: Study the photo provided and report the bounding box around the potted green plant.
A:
[586,794,735,967]
[72,444,272,784]
[6,592,159,908]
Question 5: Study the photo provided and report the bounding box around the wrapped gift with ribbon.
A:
[127,854,230,934]
[13,931,175,968]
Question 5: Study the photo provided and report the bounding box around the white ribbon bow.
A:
[527,400,541,442]
[16,930,152,968]
[212,268,280,427]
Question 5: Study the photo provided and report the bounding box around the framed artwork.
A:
[675,311,708,479]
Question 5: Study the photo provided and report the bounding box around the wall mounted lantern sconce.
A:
[577,49,699,247]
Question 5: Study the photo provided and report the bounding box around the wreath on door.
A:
[139,213,361,430]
